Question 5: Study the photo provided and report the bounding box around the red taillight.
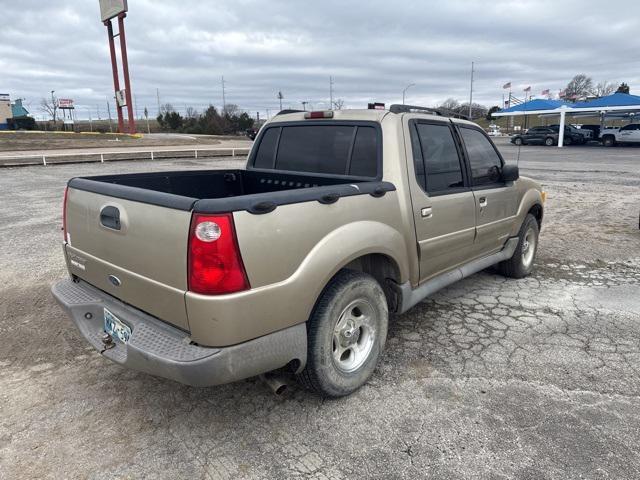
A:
[188,213,250,295]
[62,186,69,242]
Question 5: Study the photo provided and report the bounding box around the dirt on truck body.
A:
[52,105,545,397]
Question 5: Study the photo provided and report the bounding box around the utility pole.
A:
[156,88,161,116]
[256,111,260,124]
[50,90,56,123]
[96,104,101,120]
[221,76,226,112]
[468,61,475,119]
[301,101,308,111]
[144,106,150,134]
[277,91,283,111]
[106,97,113,133]
[329,76,334,109]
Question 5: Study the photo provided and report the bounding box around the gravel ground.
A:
[1,142,639,479]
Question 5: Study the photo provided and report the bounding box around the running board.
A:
[395,237,519,314]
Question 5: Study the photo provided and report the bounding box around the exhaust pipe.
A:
[260,374,288,395]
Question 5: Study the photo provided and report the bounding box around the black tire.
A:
[513,137,523,146]
[603,136,615,147]
[544,137,555,146]
[297,270,388,397]
[497,214,539,279]
[564,136,573,146]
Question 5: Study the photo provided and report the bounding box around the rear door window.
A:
[252,124,380,177]
[459,127,504,186]
[412,122,465,194]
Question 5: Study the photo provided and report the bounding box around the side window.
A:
[412,123,464,194]
[349,126,378,177]
[459,128,503,186]
[254,127,279,168]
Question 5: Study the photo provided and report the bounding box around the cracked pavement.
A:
[1,142,639,479]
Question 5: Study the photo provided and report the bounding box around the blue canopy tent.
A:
[493,93,640,147]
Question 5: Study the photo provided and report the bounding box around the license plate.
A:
[104,308,131,343]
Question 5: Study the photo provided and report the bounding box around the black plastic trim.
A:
[69,177,197,211]
[194,181,396,214]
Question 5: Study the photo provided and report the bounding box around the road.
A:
[1,144,639,479]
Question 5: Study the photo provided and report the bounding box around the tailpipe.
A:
[260,373,289,395]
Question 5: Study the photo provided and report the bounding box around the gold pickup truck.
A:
[52,105,545,397]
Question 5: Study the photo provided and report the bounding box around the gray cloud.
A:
[1,0,639,119]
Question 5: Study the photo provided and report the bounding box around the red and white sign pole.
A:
[102,4,136,134]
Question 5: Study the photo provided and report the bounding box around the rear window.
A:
[252,124,379,177]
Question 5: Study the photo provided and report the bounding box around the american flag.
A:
[524,86,531,92]
[541,89,550,96]
[503,82,512,89]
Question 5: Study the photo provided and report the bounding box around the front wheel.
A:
[513,137,523,146]
[564,136,573,146]
[497,214,539,279]
[544,137,555,146]
[297,270,388,397]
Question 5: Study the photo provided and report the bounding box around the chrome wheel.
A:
[332,299,376,373]
[521,227,536,268]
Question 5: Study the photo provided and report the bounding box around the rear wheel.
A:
[603,136,616,147]
[297,270,388,397]
[513,137,523,146]
[544,137,555,146]
[497,214,539,279]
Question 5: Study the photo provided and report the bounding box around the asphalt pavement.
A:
[0,143,639,479]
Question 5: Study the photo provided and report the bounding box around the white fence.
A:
[0,147,251,167]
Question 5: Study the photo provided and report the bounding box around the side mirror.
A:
[502,164,519,182]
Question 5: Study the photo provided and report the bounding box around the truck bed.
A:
[68,169,393,214]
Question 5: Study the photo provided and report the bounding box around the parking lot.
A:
[1,141,639,479]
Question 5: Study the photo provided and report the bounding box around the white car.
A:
[601,124,640,147]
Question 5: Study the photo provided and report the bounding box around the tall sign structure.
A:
[100,0,136,134]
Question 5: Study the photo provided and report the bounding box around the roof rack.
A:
[389,104,442,115]
[276,109,305,116]
[389,104,470,121]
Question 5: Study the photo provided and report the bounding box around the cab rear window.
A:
[252,124,380,178]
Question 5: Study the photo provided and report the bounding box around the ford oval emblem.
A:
[108,275,122,287]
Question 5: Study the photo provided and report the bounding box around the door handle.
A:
[421,207,433,218]
[478,197,488,208]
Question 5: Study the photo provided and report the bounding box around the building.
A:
[11,98,29,118]
[0,93,12,130]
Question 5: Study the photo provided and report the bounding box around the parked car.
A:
[246,128,258,140]
[52,106,545,397]
[511,126,559,146]
[601,124,640,147]
[576,124,600,140]
[548,125,590,144]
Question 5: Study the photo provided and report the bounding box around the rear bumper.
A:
[51,278,307,387]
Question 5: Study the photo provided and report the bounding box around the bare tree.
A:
[564,74,593,100]
[185,106,198,119]
[593,80,616,97]
[40,97,57,122]
[438,98,460,112]
[332,98,345,110]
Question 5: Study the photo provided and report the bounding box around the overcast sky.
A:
[2,0,639,120]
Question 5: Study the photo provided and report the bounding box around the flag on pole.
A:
[541,89,550,96]
[503,82,511,89]
[524,86,531,92]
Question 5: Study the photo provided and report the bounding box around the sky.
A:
[1,0,639,120]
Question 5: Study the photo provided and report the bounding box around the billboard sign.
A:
[0,94,10,102]
[99,0,128,22]
[57,98,75,109]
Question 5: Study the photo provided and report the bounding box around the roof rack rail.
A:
[389,104,442,115]
[276,109,305,116]
[389,104,471,121]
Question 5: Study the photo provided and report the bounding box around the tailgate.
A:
[64,187,192,330]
